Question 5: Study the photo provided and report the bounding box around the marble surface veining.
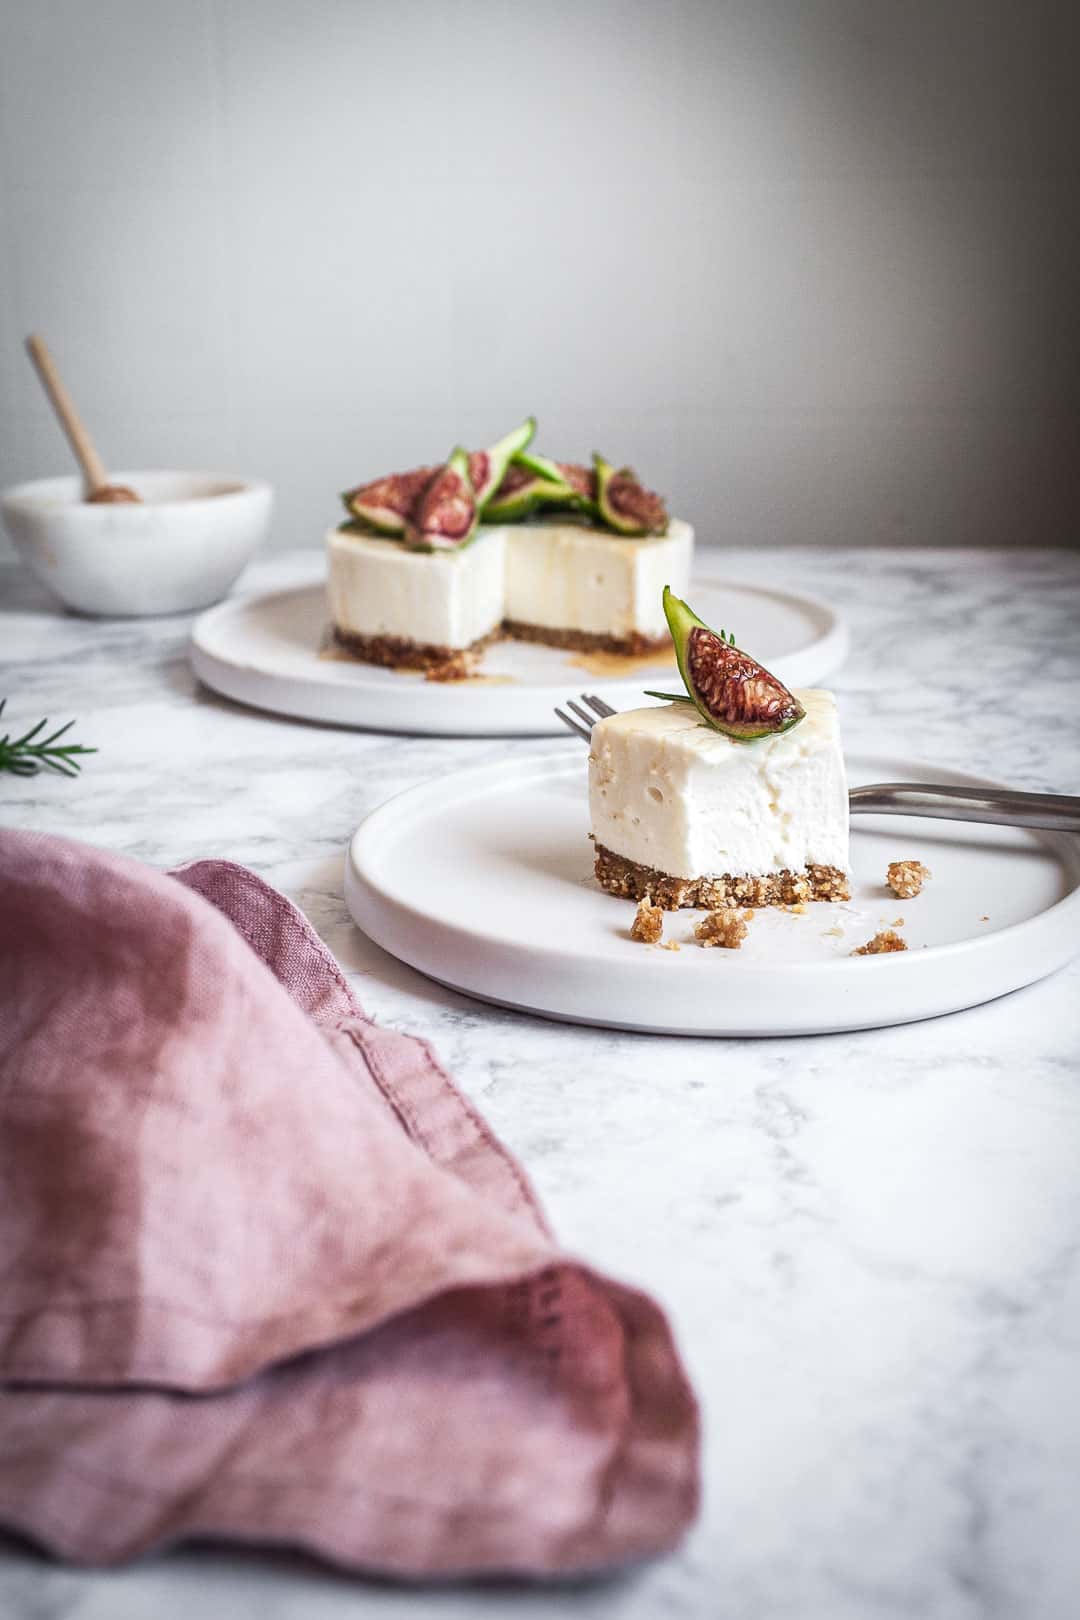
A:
[1,547,1079,1620]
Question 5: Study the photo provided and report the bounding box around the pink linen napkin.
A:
[0,828,698,1578]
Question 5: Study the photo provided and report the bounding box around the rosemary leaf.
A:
[0,699,97,778]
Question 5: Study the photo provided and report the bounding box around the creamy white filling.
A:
[326,518,694,645]
[503,519,693,638]
[326,527,504,649]
[588,691,850,878]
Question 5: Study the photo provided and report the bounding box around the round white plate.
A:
[344,749,1080,1036]
[190,557,848,737]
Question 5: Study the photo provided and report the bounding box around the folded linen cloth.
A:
[0,829,698,1578]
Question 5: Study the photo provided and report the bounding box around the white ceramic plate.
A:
[344,749,1080,1036]
[190,557,848,737]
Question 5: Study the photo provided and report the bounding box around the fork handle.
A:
[849,783,1080,833]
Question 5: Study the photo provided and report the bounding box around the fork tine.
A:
[554,706,592,742]
[582,693,617,719]
[566,699,596,730]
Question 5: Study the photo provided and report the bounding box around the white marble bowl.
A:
[1,470,273,617]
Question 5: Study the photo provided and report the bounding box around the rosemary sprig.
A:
[0,699,97,778]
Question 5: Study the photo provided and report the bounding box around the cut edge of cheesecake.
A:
[326,517,692,674]
[593,841,851,912]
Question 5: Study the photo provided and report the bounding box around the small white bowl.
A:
[1,470,273,617]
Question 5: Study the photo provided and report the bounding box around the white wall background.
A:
[1,0,1078,557]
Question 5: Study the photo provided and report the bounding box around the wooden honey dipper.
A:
[25,334,140,504]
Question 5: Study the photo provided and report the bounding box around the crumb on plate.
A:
[694,909,749,950]
[852,929,908,956]
[886,859,931,899]
[630,896,664,945]
[424,650,475,683]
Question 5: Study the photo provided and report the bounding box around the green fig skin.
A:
[483,454,576,522]
[513,448,564,484]
[511,451,597,519]
[661,586,806,741]
[404,447,479,552]
[339,502,402,538]
[338,516,389,538]
[594,452,669,538]
[470,417,536,511]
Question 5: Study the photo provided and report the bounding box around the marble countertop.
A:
[2,547,1079,1620]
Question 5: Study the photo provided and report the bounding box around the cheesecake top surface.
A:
[593,689,839,765]
[329,516,692,556]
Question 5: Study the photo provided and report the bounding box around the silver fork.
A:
[554,692,618,741]
[555,695,1080,833]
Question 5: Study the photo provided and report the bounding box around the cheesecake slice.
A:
[326,517,694,667]
[588,691,851,909]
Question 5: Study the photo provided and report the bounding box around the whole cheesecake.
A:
[327,517,695,670]
[588,691,851,909]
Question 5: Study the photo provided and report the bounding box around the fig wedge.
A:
[468,416,536,511]
[404,448,478,551]
[484,454,575,522]
[593,452,668,537]
[556,461,597,504]
[649,586,806,740]
[514,451,597,514]
[341,465,436,536]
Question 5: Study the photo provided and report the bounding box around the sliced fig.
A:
[514,451,597,514]
[513,448,565,485]
[404,447,478,551]
[653,586,806,741]
[468,416,536,511]
[593,452,668,537]
[483,454,575,522]
[556,461,596,503]
[341,465,436,536]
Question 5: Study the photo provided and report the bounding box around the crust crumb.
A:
[424,650,476,683]
[630,897,664,945]
[809,864,853,903]
[659,939,681,952]
[852,929,908,956]
[886,859,931,899]
[694,910,749,950]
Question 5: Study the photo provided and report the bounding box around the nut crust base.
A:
[332,619,669,671]
[503,620,670,656]
[331,624,500,672]
[594,841,851,911]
